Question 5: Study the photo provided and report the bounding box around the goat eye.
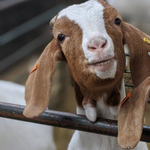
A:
[114,18,121,26]
[57,34,66,42]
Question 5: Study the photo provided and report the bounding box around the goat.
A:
[23,0,149,149]
[0,80,56,150]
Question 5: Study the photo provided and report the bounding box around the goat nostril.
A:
[88,39,107,51]
[101,40,107,48]
[88,46,97,50]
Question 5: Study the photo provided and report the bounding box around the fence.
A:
[0,100,149,143]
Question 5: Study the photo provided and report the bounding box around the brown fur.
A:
[118,22,150,148]
[118,77,150,148]
[23,40,64,118]
[122,22,150,87]
[82,97,96,108]
[102,5,125,107]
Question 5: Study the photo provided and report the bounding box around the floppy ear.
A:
[118,22,150,149]
[23,39,64,118]
[118,77,150,149]
[122,22,150,87]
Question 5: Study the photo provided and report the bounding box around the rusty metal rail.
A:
[0,101,149,142]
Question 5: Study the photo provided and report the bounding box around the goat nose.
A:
[88,39,107,51]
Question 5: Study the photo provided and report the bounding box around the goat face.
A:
[52,0,125,91]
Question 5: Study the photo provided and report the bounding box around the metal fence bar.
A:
[125,53,130,57]
[0,101,149,142]
[125,84,134,88]
[124,70,131,74]
[0,4,66,46]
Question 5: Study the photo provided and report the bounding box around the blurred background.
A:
[0,0,150,149]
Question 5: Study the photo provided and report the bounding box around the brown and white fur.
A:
[23,0,149,149]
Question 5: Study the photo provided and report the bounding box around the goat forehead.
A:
[58,0,106,33]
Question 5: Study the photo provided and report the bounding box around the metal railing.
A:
[0,101,149,142]
[0,4,66,73]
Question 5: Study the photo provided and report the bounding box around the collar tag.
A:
[30,63,38,74]
[120,93,131,108]
[143,38,150,45]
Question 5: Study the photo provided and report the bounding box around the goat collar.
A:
[120,93,131,108]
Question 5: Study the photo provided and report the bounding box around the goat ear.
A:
[118,77,150,149]
[122,22,150,87]
[23,39,64,118]
[118,22,150,149]
[49,16,57,27]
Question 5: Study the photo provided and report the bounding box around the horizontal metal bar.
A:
[0,101,149,142]
[125,53,130,57]
[124,70,131,74]
[125,84,134,88]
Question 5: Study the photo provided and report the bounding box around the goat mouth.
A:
[89,58,114,71]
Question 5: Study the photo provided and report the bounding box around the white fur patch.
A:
[58,0,116,79]
[94,60,117,79]
[83,104,97,122]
